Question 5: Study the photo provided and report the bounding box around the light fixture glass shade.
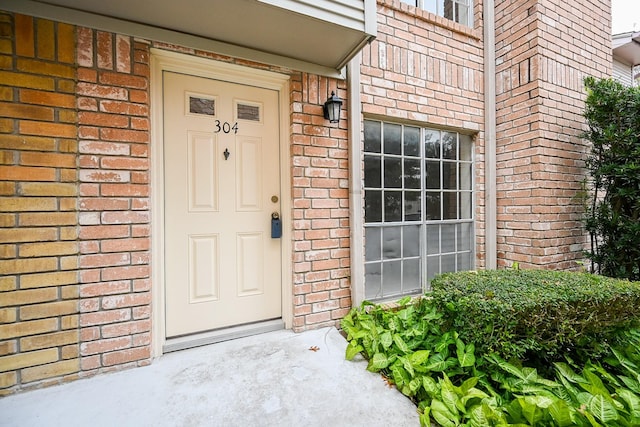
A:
[323,91,343,123]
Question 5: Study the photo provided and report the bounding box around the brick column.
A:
[0,13,80,394]
[494,0,612,269]
[76,29,151,374]
[290,73,352,330]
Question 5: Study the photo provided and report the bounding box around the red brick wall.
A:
[0,13,80,395]
[494,0,612,269]
[0,0,615,395]
[1,15,355,395]
[76,29,152,375]
[361,0,487,268]
[290,74,352,331]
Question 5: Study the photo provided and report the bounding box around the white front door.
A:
[163,71,282,337]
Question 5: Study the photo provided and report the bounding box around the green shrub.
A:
[342,295,640,426]
[429,269,640,365]
[583,77,640,280]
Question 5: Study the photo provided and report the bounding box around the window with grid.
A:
[363,120,474,300]
[400,0,473,27]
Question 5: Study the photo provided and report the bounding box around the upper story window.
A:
[400,0,473,27]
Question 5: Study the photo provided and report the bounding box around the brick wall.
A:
[0,0,619,395]
[361,0,486,267]
[0,12,353,394]
[0,13,80,395]
[494,0,612,269]
[76,28,152,375]
[290,74,352,331]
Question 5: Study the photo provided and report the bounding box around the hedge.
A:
[429,269,640,365]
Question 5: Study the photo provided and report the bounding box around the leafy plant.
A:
[583,77,640,280]
[429,269,640,366]
[343,294,640,426]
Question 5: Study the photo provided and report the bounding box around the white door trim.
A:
[150,48,292,358]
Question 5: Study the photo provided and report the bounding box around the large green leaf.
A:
[440,383,460,416]
[518,397,544,425]
[419,407,431,427]
[548,399,576,427]
[592,363,622,388]
[617,388,640,419]
[398,355,415,377]
[379,331,393,350]
[408,376,422,395]
[456,341,476,368]
[387,316,399,332]
[556,373,581,402]
[582,369,608,395]
[435,332,453,353]
[523,395,556,409]
[345,341,363,360]
[555,362,587,384]
[409,349,431,366]
[423,375,440,398]
[393,333,411,354]
[517,384,558,397]
[587,394,619,423]
[468,404,488,427]
[612,348,640,378]
[368,352,389,371]
[396,305,414,321]
[619,375,640,394]
[521,367,540,383]
[487,354,527,380]
[391,364,410,387]
[582,410,603,427]
[460,377,479,393]
[431,399,458,427]
[460,388,490,407]
[426,353,450,372]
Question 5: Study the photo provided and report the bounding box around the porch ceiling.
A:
[17,0,376,75]
[613,31,640,66]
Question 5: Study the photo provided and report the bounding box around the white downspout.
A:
[347,52,365,304]
[484,0,497,269]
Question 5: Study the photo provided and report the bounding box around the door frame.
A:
[150,48,292,357]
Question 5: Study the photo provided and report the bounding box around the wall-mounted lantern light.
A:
[323,91,343,123]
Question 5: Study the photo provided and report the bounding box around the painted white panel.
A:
[189,234,219,303]
[236,232,264,296]
[164,71,283,337]
[258,0,367,30]
[613,59,633,86]
[188,131,218,211]
[236,136,262,211]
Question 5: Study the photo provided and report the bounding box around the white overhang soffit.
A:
[3,0,377,78]
[613,31,640,67]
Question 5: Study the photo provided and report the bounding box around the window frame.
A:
[399,0,474,27]
[363,119,475,301]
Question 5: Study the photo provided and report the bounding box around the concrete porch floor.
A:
[1,327,419,426]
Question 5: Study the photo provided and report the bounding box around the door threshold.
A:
[163,318,285,353]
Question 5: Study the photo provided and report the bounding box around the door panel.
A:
[188,131,218,211]
[236,232,264,296]
[236,136,262,211]
[164,71,282,337]
[188,234,219,303]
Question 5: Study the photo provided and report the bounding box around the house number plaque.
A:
[214,120,239,134]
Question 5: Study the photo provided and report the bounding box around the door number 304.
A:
[214,120,239,134]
